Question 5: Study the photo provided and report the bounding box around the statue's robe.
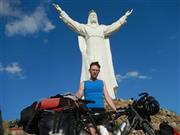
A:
[60,11,126,98]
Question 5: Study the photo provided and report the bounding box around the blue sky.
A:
[0,0,179,120]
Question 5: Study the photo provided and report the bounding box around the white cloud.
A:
[0,62,25,79]
[5,62,22,74]
[115,74,125,83]
[1,0,55,36]
[0,0,21,17]
[116,71,151,83]
[126,71,139,77]
[138,75,151,79]
[5,7,55,36]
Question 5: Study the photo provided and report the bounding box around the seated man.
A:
[76,62,117,135]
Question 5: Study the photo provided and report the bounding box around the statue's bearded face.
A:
[89,12,98,24]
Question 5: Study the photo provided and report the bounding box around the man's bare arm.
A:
[76,82,84,99]
[103,82,116,111]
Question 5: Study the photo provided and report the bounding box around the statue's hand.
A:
[125,9,133,17]
[53,3,62,13]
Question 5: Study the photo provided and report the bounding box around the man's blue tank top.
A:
[84,79,104,108]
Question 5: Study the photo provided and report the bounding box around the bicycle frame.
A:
[74,104,156,135]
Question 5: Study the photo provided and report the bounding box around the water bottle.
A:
[99,125,109,135]
[114,122,127,135]
[120,122,126,132]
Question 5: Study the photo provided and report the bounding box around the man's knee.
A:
[89,127,96,135]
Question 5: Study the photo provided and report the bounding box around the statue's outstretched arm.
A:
[104,9,133,37]
[53,3,85,36]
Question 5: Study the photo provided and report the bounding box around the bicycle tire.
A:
[142,122,156,135]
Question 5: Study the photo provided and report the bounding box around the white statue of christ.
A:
[53,3,133,99]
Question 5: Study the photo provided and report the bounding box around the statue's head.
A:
[88,10,99,24]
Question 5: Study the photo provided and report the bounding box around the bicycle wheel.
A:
[142,122,156,135]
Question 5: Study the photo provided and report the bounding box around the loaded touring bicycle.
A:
[19,92,178,135]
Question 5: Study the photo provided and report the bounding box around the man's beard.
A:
[90,19,97,24]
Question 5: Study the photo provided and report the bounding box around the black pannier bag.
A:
[157,122,180,135]
[159,122,174,135]
[19,94,78,135]
[39,107,76,135]
[19,101,40,134]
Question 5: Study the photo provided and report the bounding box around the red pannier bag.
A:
[40,98,60,110]
[174,128,180,135]
[40,96,78,111]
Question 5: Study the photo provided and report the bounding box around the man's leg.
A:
[89,127,96,135]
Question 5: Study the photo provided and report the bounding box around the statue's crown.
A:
[88,9,96,15]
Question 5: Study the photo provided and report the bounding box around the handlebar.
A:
[87,107,127,119]
[78,99,95,104]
